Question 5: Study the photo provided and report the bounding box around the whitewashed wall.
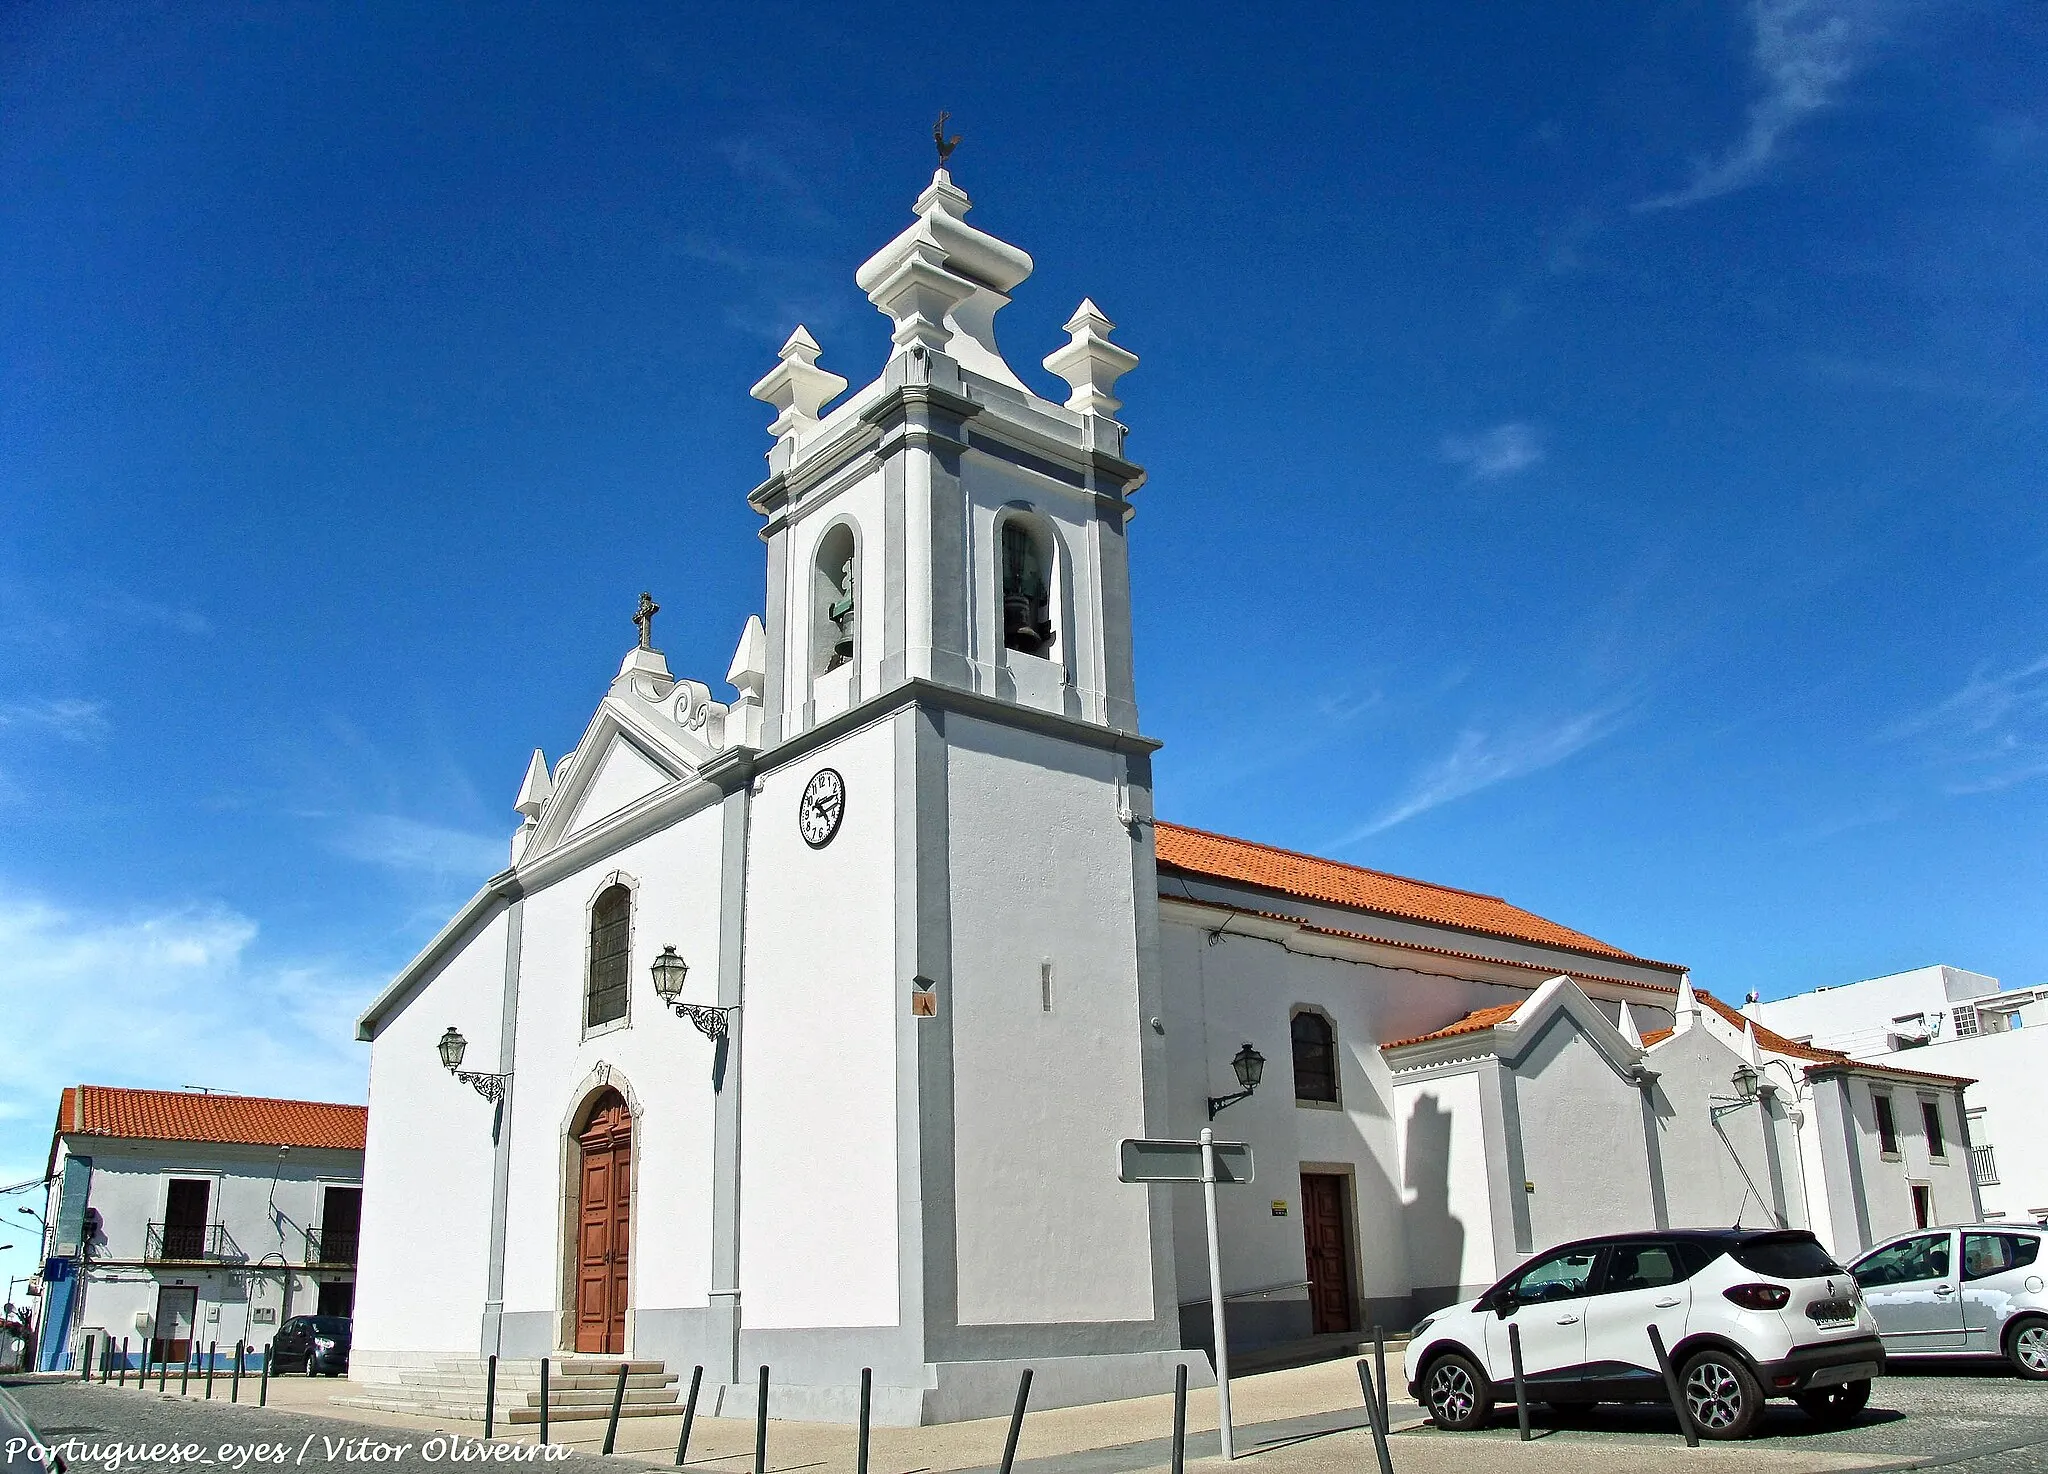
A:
[1391,1070,1497,1298]
[741,716,900,1330]
[497,796,728,1342]
[355,907,510,1366]
[1516,1021,1657,1245]
[945,714,1153,1325]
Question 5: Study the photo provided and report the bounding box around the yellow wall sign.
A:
[1270,1200,1288,1216]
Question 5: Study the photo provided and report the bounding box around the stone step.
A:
[554,1360,666,1376]
[523,1388,678,1409]
[397,1371,676,1392]
[505,1403,679,1424]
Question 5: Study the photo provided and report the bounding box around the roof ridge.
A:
[1153,819,1508,903]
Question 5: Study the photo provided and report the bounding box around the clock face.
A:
[798,767,846,849]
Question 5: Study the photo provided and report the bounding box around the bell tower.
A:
[729,166,1190,1421]
[746,168,1145,743]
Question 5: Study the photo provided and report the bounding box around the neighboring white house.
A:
[348,165,1972,1426]
[1758,965,2048,1224]
[34,1086,365,1372]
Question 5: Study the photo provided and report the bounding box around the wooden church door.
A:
[1299,1172,1355,1335]
[575,1090,632,1355]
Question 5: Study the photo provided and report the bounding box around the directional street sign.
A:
[1117,1137,1255,1184]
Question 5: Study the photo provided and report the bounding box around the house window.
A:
[1874,1092,1900,1157]
[1921,1099,1946,1159]
[813,522,857,674]
[586,883,632,1029]
[1911,1182,1935,1229]
[1291,1010,1339,1105]
[999,518,1056,656]
[1953,1005,1980,1038]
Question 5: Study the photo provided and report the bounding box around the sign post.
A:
[1119,1133,1255,1460]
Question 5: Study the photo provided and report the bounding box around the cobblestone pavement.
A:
[1393,1362,2048,1471]
[2,1379,646,1474]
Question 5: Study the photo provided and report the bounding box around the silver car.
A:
[1848,1224,2048,1378]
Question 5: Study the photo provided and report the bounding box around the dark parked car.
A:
[269,1315,350,1376]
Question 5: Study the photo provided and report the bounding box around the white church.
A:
[350,166,1980,1424]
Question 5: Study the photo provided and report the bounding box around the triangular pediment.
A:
[523,698,706,859]
[563,734,671,838]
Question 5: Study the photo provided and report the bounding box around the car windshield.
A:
[1513,1248,1601,1303]
[310,1317,350,1336]
[1729,1233,1841,1280]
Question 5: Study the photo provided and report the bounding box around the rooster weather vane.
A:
[934,112,961,167]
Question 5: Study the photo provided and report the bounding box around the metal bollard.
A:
[160,1347,170,1391]
[1647,1324,1698,1448]
[232,1342,244,1403]
[1373,1324,1389,1429]
[483,1354,497,1440]
[857,1367,872,1474]
[80,1335,94,1383]
[1508,1322,1531,1441]
[205,1341,217,1399]
[118,1337,129,1386]
[1170,1363,1187,1474]
[182,1348,192,1396]
[602,1362,629,1455]
[259,1348,270,1407]
[753,1365,769,1474]
[1355,1361,1395,1474]
[674,1365,703,1466]
[997,1368,1033,1474]
[100,1339,110,1384]
[539,1358,549,1446]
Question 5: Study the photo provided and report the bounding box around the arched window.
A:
[1291,1010,1339,1104]
[586,883,632,1029]
[1000,517,1056,657]
[813,522,857,674]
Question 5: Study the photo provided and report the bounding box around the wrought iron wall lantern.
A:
[650,945,740,1043]
[1208,1042,1266,1119]
[1710,1062,1762,1121]
[437,1026,510,1105]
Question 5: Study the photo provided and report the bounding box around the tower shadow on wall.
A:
[1401,1093,1468,1319]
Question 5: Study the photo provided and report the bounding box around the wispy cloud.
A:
[0,697,108,741]
[1637,0,1887,212]
[330,814,505,880]
[1442,422,1545,480]
[1881,655,2048,794]
[1334,702,1635,842]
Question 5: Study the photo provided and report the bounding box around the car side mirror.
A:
[1492,1291,1518,1318]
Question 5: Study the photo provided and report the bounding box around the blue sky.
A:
[1,2,2043,1283]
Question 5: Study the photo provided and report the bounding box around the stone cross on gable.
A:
[633,591,659,650]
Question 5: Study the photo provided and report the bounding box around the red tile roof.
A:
[1383,1002,1526,1051]
[1155,822,1680,971]
[54,1085,366,1152]
[1694,991,1844,1063]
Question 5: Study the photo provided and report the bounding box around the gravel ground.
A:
[1395,1361,2048,1470]
[1,1379,648,1474]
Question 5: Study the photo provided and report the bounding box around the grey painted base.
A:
[1177,1298,1312,1354]
[709,1349,1214,1427]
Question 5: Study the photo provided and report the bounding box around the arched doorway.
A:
[573,1088,632,1354]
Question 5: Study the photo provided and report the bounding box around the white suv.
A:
[1404,1229,1886,1439]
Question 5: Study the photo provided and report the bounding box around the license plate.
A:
[1806,1361,1878,1388]
[1806,1299,1855,1324]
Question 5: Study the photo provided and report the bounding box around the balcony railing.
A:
[145,1222,240,1263]
[308,1226,359,1265]
[1973,1144,2000,1187]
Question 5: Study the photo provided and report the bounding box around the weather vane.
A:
[933,111,960,168]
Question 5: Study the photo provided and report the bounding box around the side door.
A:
[1852,1231,1964,1350]
[1582,1240,1693,1397]
[1484,1246,1603,1389]
[1961,1231,2042,1353]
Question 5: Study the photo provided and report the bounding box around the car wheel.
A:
[2007,1318,2048,1380]
[1422,1351,1495,1432]
[1793,1379,1870,1426]
[1680,1349,1763,1440]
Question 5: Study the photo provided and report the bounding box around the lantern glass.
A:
[438,1026,467,1072]
[650,945,689,1002]
[1233,1042,1266,1092]
[1733,1063,1759,1101]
